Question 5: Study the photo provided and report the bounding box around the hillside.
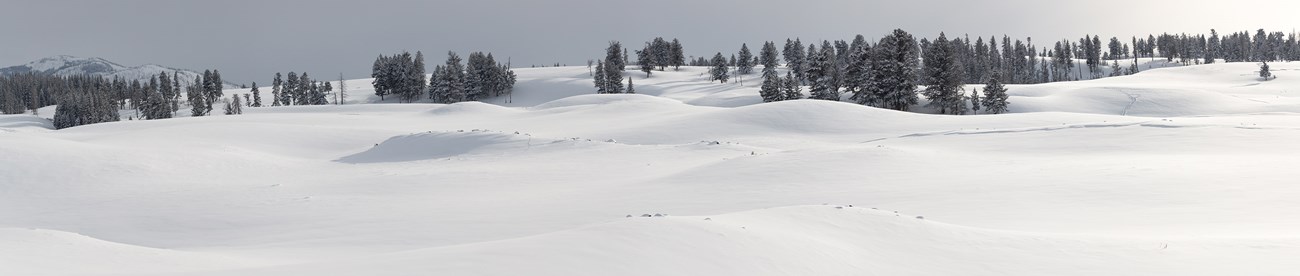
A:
[0,55,240,89]
[4,61,1300,275]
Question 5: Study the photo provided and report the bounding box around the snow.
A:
[4,61,1300,275]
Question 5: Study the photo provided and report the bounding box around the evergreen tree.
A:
[783,38,806,83]
[981,71,1010,114]
[638,43,655,77]
[864,29,921,110]
[669,38,685,70]
[759,41,780,76]
[606,41,625,71]
[251,82,262,107]
[709,53,730,83]
[969,88,981,114]
[922,33,967,114]
[437,51,466,102]
[271,72,283,106]
[224,95,242,115]
[1260,62,1273,80]
[188,75,207,116]
[284,72,298,106]
[593,60,607,93]
[781,71,802,100]
[603,56,624,93]
[759,67,783,102]
[806,42,838,101]
[737,43,754,75]
[626,77,635,94]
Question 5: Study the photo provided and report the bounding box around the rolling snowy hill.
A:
[4,61,1300,275]
[0,55,240,89]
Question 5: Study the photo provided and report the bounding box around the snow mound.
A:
[531,93,685,110]
[0,114,53,132]
[202,206,1300,276]
[0,228,261,275]
[427,101,520,115]
[337,131,539,163]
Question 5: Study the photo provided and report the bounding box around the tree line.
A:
[371,50,517,104]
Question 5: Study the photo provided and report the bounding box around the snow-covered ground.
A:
[4,61,1300,275]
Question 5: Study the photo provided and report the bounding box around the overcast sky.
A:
[2,0,1296,84]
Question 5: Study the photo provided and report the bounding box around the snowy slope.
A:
[0,55,240,88]
[4,61,1300,275]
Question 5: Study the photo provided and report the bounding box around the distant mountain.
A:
[0,55,239,88]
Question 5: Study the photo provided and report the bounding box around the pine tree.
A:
[251,82,262,107]
[783,38,806,83]
[709,53,730,83]
[606,41,625,71]
[442,52,466,102]
[760,41,780,76]
[224,95,242,115]
[1260,62,1273,80]
[781,71,802,100]
[188,75,206,116]
[603,56,624,93]
[806,42,838,101]
[284,72,298,106]
[864,29,921,110]
[271,72,283,106]
[969,88,981,114]
[981,71,1010,114]
[922,33,966,114]
[593,60,607,93]
[759,67,782,102]
[737,43,754,75]
[638,43,654,77]
[669,38,685,70]
[626,77,635,94]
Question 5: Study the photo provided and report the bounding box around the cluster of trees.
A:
[635,37,686,77]
[185,70,229,116]
[594,41,628,94]
[268,71,332,107]
[372,51,516,104]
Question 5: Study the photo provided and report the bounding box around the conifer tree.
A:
[626,77,635,94]
[709,53,730,83]
[981,71,1010,114]
[737,43,754,75]
[969,88,981,114]
[638,43,654,77]
[759,67,783,102]
[781,71,802,100]
[251,82,261,107]
[760,41,780,76]
[606,41,625,71]
[922,33,966,114]
[806,42,838,101]
[188,75,207,116]
[593,60,607,93]
[669,38,685,70]
[271,72,283,106]
[603,56,624,93]
[864,29,921,110]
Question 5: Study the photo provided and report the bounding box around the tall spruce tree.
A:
[806,42,838,101]
[864,29,920,110]
[781,71,802,100]
[737,43,754,75]
[250,82,262,107]
[981,71,1010,114]
[669,38,685,70]
[709,53,730,83]
[922,33,966,114]
[593,60,607,93]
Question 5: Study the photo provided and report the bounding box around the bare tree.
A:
[337,73,348,105]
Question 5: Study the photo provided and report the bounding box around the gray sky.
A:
[2,0,1296,84]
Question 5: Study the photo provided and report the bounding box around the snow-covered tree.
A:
[626,77,635,94]
[737,43,754,75]
[783,38,806,83]
[759,67,782,102]
[981,71,1010,114]
[760,41,779,76]
[806,42,838,101]
[710,53,730,83]
[593,60,607,93]
[781,71,802,100]
[1260,62,1274,80]
[606,41,625,71]
[969,88,981,114]
[638,43,654,77]
[271,72,283,106]
[224,95,242,115]
[250,82,261,107]
[864,29,920,110]
[922,33,967,114]
[669,38,685,70]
